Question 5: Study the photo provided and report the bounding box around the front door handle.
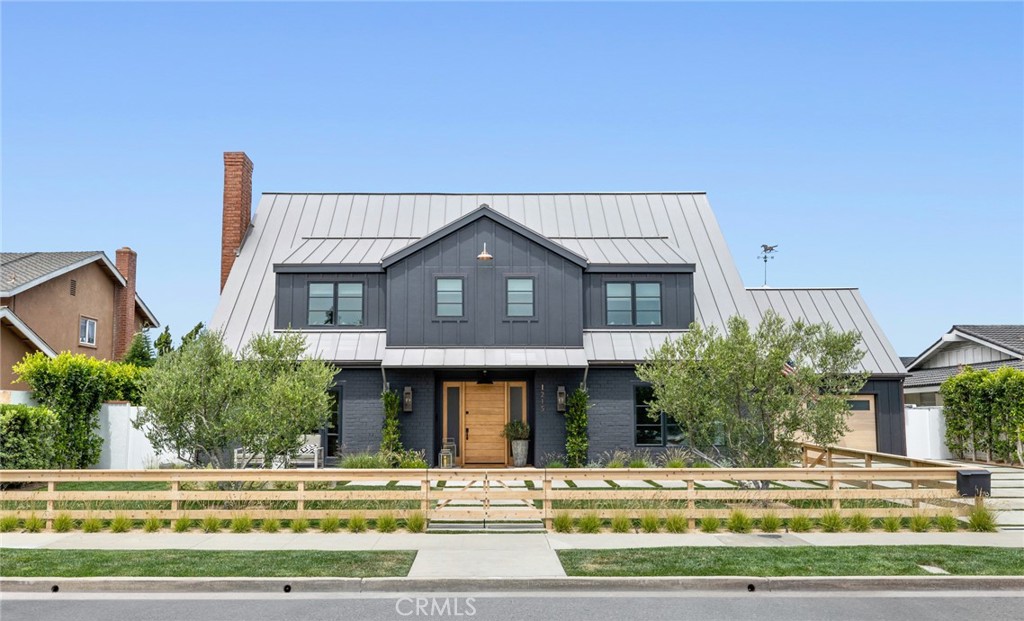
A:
[465,428,469,439]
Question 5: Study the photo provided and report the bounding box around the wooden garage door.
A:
[463,383,508,465]
[839,395,877,451]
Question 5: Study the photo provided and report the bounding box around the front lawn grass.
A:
[0,549,416,578]
[557,546,1024,577]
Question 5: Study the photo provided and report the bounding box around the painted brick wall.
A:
[532,370,582,464]
[335,367,386,454]
[585,367,647,461]
[386,369,437,464]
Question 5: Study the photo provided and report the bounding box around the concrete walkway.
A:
[3,531,1022,579]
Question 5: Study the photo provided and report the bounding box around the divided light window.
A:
[436,278,464,317]
[79,317,97,346]
[307,282,364,326]
[606,282,662,326]
[634,385,683,447]
[506,278,534,317]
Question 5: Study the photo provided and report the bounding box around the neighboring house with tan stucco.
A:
[0,249,160,395]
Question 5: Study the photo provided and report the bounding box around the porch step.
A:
[427,520,546,533]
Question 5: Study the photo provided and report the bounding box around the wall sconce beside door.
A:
[556,386,567,413]
[403,386,413,413]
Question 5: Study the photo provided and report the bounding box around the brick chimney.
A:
[222,151,254,292]
[113,246,137,360]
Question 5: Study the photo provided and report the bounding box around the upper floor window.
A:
[307,282,364,326]
[634,385,683,447]
[79,317,97,347]
[506,277,534,317]
[436,278,464,317]
[606,282,662,326]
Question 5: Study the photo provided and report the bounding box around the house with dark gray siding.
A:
[211,152,908,466]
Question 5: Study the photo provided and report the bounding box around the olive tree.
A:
[136,330,335,468]
[636,311,869,469]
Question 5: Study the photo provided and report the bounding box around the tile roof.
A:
[0,251,109,294]
[746,287,906,376]
[952,325,1024,356]
[905,359,1024,388]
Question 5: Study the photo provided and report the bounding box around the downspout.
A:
[581,366,589,391]
[381,366,388,392]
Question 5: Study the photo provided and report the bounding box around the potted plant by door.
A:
[502,420,531,467]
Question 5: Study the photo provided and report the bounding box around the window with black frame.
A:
[307,282,364,327]
[606,282,662,326]
[634,385,683,447]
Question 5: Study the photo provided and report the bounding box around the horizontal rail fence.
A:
[0,463,970,530]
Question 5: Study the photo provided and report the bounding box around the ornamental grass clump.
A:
[664,513,689,534]
[319,516,341,533]
[552,511,573,533]
[967,504,998,532]
[936,513,960,533]
[260,518,281,533]
[201,515,223,533]
[726,509,753,534]
[173,516,193,533]
[639,512,661,533]
[576,512,602,534]
[699,516,721,533]
[819,510,845,533]
[230,514,254,533]
[848,512,872,533]
[0,515,20,532]
[109,513,133,533]
[81,516,104,533]
[289,516,310,533]
[882,516,903,532]
[376,512,398,533]
[23,514,46,533]
[53,513,75,533]
[909,514,932,533]
[610,514,632,533]
[143,516,162,533]
[787,515,812,533]
[347,514,367,533]
[405,511,426,533]
[759,512,782,533]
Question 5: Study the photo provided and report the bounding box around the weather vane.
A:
[757,244,778,287]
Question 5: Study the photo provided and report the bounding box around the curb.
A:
[3,576,1023,593]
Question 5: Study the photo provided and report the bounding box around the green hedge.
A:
[12,352,147,468]
[941,366,1024,465]
[0,404,58,469]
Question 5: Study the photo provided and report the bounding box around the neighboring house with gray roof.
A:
[211,152,908,464]
[0,248,159,394]
[904,325,1024,406]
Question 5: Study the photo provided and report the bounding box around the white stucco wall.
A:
[96,402,179,469]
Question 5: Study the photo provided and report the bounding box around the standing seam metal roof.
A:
[213,193,755,356]
[746,287,906,376]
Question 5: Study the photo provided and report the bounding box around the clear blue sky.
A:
[2,2,1021,356]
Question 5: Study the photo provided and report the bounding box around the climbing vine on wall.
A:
[564,387,591,468]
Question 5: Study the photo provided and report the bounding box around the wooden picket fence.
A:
[0,457,973,531]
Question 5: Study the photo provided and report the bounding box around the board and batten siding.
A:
[275,272,386,330]
[583,272,694,329]
[386,217,584,347]
[861,378,906,455]
[920,342,1016,369]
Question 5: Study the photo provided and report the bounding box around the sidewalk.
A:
[3,531,1022,578]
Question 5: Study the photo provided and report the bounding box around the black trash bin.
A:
[956,469,991,497]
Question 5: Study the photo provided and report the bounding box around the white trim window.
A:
[79,316,97,346]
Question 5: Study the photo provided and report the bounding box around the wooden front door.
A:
[463,383,508,465]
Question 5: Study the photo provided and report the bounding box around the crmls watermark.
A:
[395,597,477,617]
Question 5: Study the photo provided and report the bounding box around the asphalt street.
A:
[2,591,1022,621]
